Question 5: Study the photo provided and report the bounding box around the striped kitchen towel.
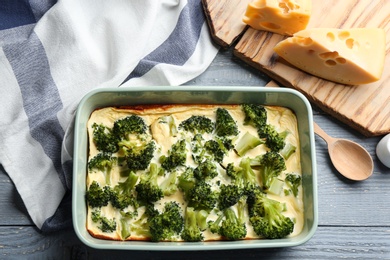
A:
[0,0,219,232]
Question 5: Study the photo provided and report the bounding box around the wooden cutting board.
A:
[202,0,390,137]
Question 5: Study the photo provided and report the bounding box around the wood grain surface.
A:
[203,0,390,137]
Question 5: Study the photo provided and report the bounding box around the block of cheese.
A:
[273,28,386,85]
[243,0,311,36]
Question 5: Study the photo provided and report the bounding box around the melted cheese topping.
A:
[86,104,304,241]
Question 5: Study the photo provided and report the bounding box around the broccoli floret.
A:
[181,207,204,242]
[241,104,290,152]
[130,209,151,238]
[194,159,218,181]
[91,209,117,233]
[248,154,263,167]
[267,177,285,196]
[187,180,218,210]
[115,171,139,195]
[112,115,154,171]
[208,210,224,234]
[247,190,294,239]
[135,163,178,202]
[118,140,156,172]
[280,143,296,160]
[191,134,204,154]
[241,104,267,128]
[218,184,244,210]
[226,157,257,194]
[100,217,117,233]
[113,115,147,139]
[120,219,130,240]
[110,191,134,211]
[259,124,284,151]
[219,202,247,240]
[207,199,247,240]
[91,123,119,153]
[192,137,231,164]
[246,188,267,217]
[259,124,289,152]
[239,157,258,190]
[204,140,225,163]
[91,210,101,222]
[217,136,234,151]
[221,158,258,208]
[88,153,117,185]
[179,115,214,134]
[178,167,197,194]
[235,131,263,157]
[215,108,239,137]
[119,211,134,240]
[135,163,163,203]
[225,162,240,180]
[285,173,302,197]
[259,151,286,190]
[110,171,139,210]
[160,171,178,196]
[85,181,111,208]
[148,202,184,242]
[191,135,206,164]
[160,139,187,172]
[196,209,209,231]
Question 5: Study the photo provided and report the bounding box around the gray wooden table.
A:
[1,50,389,259]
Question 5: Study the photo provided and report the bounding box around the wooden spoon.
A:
[313,122,373,181]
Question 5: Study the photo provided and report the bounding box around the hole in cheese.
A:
[278,3,289,13]
[325,60,337,66]
[294,36,313,46]
[326,32,335,42]
[260,22,281,30]
[345,38,359,50]
[338,31,350,40]
[307,49,315,55]
[335,57,347,64]
[279,1,300,13]
[319,51,339,59]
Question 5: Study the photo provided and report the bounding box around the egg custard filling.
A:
[86,104,304,242]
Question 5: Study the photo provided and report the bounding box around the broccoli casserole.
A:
[85,104,304,242]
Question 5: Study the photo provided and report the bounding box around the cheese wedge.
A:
[273,28,386,85]
[243,0,311,36]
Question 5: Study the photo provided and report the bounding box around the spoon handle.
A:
[313,122,334,144]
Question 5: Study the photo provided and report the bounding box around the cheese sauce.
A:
[86,105,304,241]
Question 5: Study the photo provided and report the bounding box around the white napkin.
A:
[0,0,218,231]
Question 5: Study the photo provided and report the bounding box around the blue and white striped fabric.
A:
[0,0,219,231]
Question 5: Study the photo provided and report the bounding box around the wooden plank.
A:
[233,0,390,136]
[201,0,251,48]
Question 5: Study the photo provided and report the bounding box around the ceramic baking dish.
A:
[72,86,318,250]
